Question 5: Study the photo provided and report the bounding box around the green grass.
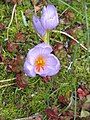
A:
[0,0,90,119]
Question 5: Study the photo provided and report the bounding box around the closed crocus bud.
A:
[41,5,59,30]
[33,4,59,36]
[33,16,46,36]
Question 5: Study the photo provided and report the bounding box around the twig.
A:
[67,61,73,71]
[58,94,74,116]
[14,113,42,120]
[0,78,16,83]
[0,83,15,89]
[53,30,88,51]
[60,7,69,16]
[6,4,17,40]
[15,8,18,29]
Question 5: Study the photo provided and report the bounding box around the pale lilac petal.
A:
[41,5,59,30]
[23,42,60,77]
[26,43,52,65]
[23,61,36,77]
[26,47,42,65]
[47,4,57,12]
[42,6,47,14]
[43,5,57,16]
[46,54,60,66]
[33,15,46,36]
[36,54,60,77]
[35,42,53,53]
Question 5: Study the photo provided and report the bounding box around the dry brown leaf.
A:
[6,41,19,53]
[15,32,26,42]
[0,23,6,30]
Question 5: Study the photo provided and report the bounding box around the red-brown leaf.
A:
[0,53,4,62]
[6,54,24,73]
[42,76,51,83]
[16,72,28,89]
[0,23,6,30]
[58,95,69,108]
[77,87,89,100]
[53,42,64,53]
[15,32,25,42]
[45,108,58,120]
[6,41,19,53]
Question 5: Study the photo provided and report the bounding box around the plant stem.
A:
[6,4,17,40]
[0,78,16,83]
[0,83,15,89]
[53,30,88,51]
[42,31,50,44]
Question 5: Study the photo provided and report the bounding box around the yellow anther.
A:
[35,55,46,72]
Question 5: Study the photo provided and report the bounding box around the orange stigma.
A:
[35,55,46,72]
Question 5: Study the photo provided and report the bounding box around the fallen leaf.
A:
[58,95,69,108]
[25,9,31,17]
[6,54,24,73]
[77,88,86,100]
[53,42,64,53]
[0,23,6,31]
[45,108,58,120]
[42,76,51,83]
[77,85,90,100]
[62,10,75,24]
[16,72,28,89]
[11,0,22,4]
[15,32,25,42]
[0,53,4,62]
[6,41,19,53]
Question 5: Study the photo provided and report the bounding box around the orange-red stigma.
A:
[35,56,46,72]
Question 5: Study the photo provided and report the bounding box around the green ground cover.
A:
[0,0,90,119]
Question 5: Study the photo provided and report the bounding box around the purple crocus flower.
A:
[33,4,59,36]
[23,42,60,77]
[33,16,46,36]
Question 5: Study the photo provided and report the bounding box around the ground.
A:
[0,0,90,120]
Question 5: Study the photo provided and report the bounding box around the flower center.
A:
[35,55,46,72]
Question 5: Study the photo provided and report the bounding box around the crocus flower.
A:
[23,42,60,77]
[33,4,59,36]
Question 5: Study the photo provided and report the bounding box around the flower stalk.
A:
[42,31,50,44]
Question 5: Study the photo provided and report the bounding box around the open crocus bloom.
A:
[33,4,59,36]
[23,43,60,77]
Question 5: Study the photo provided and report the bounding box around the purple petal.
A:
[37,54,60,77]
[23,61,36,77]
[33,15,46,36]
[26,43,53,65]
[43,5,57,16]
[35,42,53,53]
[41,5,59,30]
[42,6,47,14]
[26,47,42,65]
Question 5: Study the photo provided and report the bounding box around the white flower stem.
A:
[53,30,88,51]
[0,78,16,83]
[6,4,17,40]
[0,83,15,89]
